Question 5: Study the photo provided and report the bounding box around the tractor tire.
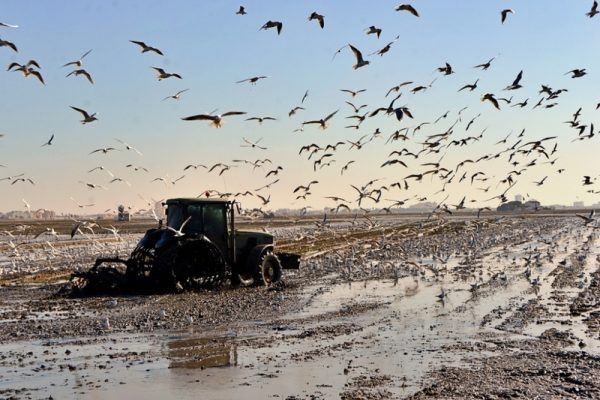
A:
[173,238,228,290]
[260,252,282,285]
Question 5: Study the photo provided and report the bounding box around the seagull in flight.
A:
[576,209,595,225]
[308,12,325,28]
[89,147,118,155]
[70,106,98,124]
[587,1,599,17]
[163,88,189,101]
[152,67,182,80]
[474,57,495,70]
[130,40,164,55]
[63,49,92,68]
[181,111,247,128]
[167,216,192,237]
[501,9,514,24]
[303,110,339,129]
[260,20,283,35]
[395,4,419,17]
[348,44,369,69]
[0,22,18,28]
[66,68,94,84]
[115,139,142,155]
[41,133,54,147]
[241,137,267,150]
[0,39,17,52]
[236,76,268,84]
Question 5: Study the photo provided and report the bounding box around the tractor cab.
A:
[165,198,232,261]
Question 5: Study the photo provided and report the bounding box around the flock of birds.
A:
[0,2,599,222]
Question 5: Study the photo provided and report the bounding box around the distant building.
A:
[523,200,540,210]
[497,201,522,212]
[515,194,523,203]
[573,201,585,208]
[117,205,130,222]
[497,199,541,212]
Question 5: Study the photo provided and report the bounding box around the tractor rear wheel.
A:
[174,238,228,289]
[260,252,282,285]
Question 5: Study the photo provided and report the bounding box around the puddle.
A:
[1,224,599,398]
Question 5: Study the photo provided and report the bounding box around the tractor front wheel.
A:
[260,252,282,285]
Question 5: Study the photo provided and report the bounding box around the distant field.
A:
[0,208,585,236]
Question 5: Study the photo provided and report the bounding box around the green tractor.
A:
[74,198,300,294]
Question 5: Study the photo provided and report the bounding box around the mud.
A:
[1,213,600,399]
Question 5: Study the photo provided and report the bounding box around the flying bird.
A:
[41,133,54,147]
[308,12,325,28]
[481,93,500,110]
[152,67,181,80]
[340,89,366,97]
[565,69,587,78]
[236,75,268,84]
[501,9,514,24]
[7,60,44,84]
[130,40,164,55]
[395,4,419,16]
[348,44,369,69]
[181,111,246,128]
[115,139,143,155]
[576,209,595,225]
[365,26,382,38]
[236,6,247,15]
[474,57,495,70]
[66,68,94,84]
[0,38,17,52]
[0,22,18,28]
[63,49,92,68]
[245,116,276,123]
[504,70,523,90]
[163,88,189,101]
[260,20,283,35]
[303,110,339,129]
[241,137,267,150]
[586,1,599,17]
[70,106,98,124]
[89,147,118,155]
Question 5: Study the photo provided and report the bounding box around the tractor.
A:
[71,198,300,294]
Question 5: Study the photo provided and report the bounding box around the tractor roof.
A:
[165,197,232,206]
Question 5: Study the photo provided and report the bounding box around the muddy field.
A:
[1,212,600,399]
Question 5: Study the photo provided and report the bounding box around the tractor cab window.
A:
[167,205,185,230]
[203,204,226,235]
[185,205,204,233]
[203,204,227,252]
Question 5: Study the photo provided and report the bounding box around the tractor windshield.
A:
[166,205,185,230]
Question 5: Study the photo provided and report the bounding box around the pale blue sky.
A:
[0,1,598,213]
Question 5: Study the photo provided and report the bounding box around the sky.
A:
[0,1,599,215]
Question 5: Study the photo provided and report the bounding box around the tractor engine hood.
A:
[235,230,274,245]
